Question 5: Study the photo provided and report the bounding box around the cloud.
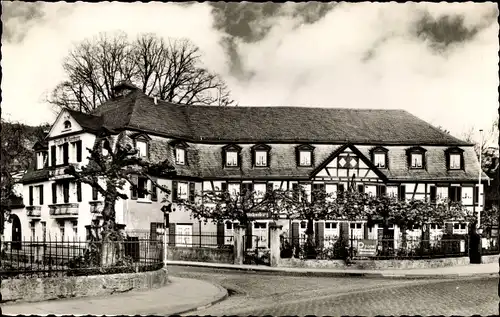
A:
[1,2,46,43]
[208,2,338,80]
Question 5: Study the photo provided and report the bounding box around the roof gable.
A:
[311,143,388,181]
[46,109,84,139]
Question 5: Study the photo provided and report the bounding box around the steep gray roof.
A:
[92,90,470,145]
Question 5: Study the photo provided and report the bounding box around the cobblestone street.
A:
[169,266,498,316]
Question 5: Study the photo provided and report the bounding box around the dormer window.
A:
[36,151,48,170]
[170,140,189,166]
[296,144,314,167]
[251,144,271,168]
[222,144,242,168]
[176,148,185,165]
[406,146,426,169]
[131,133,151,159]
[63,120,71,130]
[370,146,389,169]
[445,147,464,170]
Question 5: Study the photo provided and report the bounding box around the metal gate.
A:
[243,235,270,266]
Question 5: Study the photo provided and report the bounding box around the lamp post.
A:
[161,204,171,269]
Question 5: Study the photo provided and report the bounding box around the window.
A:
[325,222,337,229]
[338,184,345,193]
[63,120,71,130]
[226,151,238,167]
[92,186,99,201]
[449,154,461,169]
[350,223,362,229]
[255,151,268,167]
[41,221,46,241]
[178,182,189,201]
[36,152,48,170]
[228,183,240,198]
[357,185,365,193]
[136,140,147,158]
[226,222,233,230]
[296,144,314,167]
[448,186,462,203]
[430,224,443,230]
[411,153,423,168]
[30,221,36,239]
[376,185,386,197]
[251,144,271,167]
[398,185,406,201]
[175,148,185,165]
[254,183,266,202]
[175,224,193,247]
[300,222,307,229]
[430,185,437,203]
[374,153,385,168]
[445,147,464,170]
[72,221,78,237]
[138,177,148,199]
[299,151,311,166]
[453,223,467,234]
[406,146,426,169]
[37,185,43,205]
[101,140,110,156]
[59,221,65,239]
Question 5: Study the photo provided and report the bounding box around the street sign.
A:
[356,239,377,256]
[247,211,271,219]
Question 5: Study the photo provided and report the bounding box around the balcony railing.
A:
[48,203,79,217]
[26,206,41,217]
[49,163,79,179]
[89,201,104,214]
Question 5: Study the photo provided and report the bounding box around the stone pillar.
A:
[269,224,283,267]
[233,225,245,265]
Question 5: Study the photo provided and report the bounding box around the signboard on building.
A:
[246,211,271,219]
[356,239,377,256]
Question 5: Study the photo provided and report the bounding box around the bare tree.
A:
[65,130,176,266]
[48,32,236,113]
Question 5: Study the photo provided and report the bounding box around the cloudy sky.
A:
[1,2,498,144]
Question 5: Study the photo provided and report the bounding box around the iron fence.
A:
[171,232,234,249]
[279,235,494,260]
[1,237,163,278]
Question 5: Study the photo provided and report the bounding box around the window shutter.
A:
[130,175,138,200]
[292,183,299,200]
[245,222,253,249]
[217,222,225,247]
[291,222,299,249]
[172,181,178,202]
[338,184,345,193]
[151,183,158,201]
[52,183,57,204]
[222,149,226,168]
[430,186,437,203]
[63,182,70,203]
[363,223,369,239]
[295,148,300,167]
[315,222,324,248]
[77,182,82,202]
[251,149,256,167]
[150,222,157,241]
[76,140,82,162]
[399,185,406,201]
[32,153,37,170]
[43,152,48,168]
[63,143,69,165]
[51,146,56,166]
[39,185,44,205]
[445,152,450,170]
[221,182,228,193]
[474,187,479,204]
[169,223,176,246]
[457,187,462,202]
[92,186,98,201]
[266,182,273,195]
[445,223,453,235]
[357,185,364,193]
[189,182,195,203]
[29,186,34,206]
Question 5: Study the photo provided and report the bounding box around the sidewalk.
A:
[167,260,499,279]
[1,276,228,316]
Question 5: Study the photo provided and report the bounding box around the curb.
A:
[167,261,498,280]
[170,280,229,315]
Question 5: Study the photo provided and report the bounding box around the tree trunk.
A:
[401,226,408,255]
[100,193,124,267]
[305,218,316,259]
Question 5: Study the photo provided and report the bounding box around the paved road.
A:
[168,265,498,316]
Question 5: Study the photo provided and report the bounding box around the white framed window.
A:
[299,151,311,166]
[225,221,235,245]
[227,183,240,198]
[72,221,78,238]
[63,120,72,130]
[57,144,64,164]
[449,154,461,169]
[453,223,467,235]
[226,151,238,167]
[136,140,148,158]
[255,150,268,167]
[178,182,189,200]
[36,152,47,169]
[325,184,338,200]
[253,183,266,202]
[30,221,36,239]
[138,177,149,199]
[324,221,339,247]
[374,153,386,168]
[253,221,268,248]
[410,153,423,168]
[386,186,398,198]
[175,148,185,165]
[349,222,364,239]
[175,224,193,247]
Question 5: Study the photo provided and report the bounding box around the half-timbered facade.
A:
[11,83,489,249]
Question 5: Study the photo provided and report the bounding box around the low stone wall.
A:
[1,268,168,304]
[167,246,233,264]
[280,254,500,270]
